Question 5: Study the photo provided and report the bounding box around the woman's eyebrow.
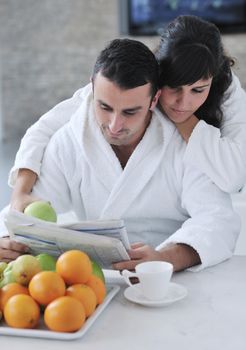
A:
[193,83,211,89]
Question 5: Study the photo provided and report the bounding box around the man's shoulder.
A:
[153,108,187,153]
[46,121,78,157]
[50,83,92,116]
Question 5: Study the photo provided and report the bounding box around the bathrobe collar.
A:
[70,90,176,219]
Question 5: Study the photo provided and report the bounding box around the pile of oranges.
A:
[0,250,106,332]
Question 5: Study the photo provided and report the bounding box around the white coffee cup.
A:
[122,261,173,301]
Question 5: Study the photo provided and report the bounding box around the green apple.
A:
[0,262,7,278]
[24,201,57,223]
[12,255,41,286]
[0,269,16,287]
[3,261,14,274]
[36,253,56,271]
[91,260,105,283]
[0,262,16,288]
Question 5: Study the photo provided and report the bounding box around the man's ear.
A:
[90,76,94,92]
[149,89,161,111]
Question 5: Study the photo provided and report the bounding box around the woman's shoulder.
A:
[221,71,246,125]
[222,72,245,104]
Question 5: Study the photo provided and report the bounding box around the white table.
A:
[0,256,245,350]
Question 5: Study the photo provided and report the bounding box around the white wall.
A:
[0,63,3,142]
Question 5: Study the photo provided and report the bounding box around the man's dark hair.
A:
[92,38,159,98]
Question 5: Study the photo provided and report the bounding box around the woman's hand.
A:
[0,237,29,263]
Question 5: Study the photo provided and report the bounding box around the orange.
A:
[44,296,86,332]
[56,250,92,285]
[29,271,66,306]
[0,283,29,311]
[66,284,97,318]
[4,294,40,329]
[86,275,106,305]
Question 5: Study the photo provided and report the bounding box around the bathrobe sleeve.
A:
[8,84,91,187]
[0,205,10,237]
[156,165,241,271]
[29,128,75,215]
[183,73,246,193]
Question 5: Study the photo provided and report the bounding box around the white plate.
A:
[124,282,187,307]
[0,285,120,340]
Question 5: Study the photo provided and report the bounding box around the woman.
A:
[155,15,246,192]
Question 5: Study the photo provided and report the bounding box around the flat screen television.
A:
[118,0,246,35]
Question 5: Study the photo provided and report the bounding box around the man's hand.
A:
[10,168,39,212]
[0,237,29,262]
[113,242,164,271]
[113,242,201,272]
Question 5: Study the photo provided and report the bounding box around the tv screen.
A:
[119,0,246,35]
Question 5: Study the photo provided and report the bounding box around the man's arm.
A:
[157,165,240,271]
[10,169,39,211]
[113,242,200,272]
[114,165,239,272]
[30,127,73,215]
[0,128,72,262]
[8,86,88,211]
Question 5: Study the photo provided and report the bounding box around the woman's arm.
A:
[181,73,246,193]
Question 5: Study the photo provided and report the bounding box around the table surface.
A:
[0,256,245,350]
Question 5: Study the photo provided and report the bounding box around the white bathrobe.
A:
[29,88,240,271]
[9,73,246,193]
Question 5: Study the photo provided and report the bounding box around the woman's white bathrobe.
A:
[30,89,240,271]
[9,73,246,193]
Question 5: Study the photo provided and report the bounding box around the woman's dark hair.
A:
[92,38,159,98]
[155,15,234,127]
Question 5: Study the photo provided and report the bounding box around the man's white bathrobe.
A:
[31,89,240,271]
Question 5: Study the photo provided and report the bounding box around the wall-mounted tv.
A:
[119,0,246,35]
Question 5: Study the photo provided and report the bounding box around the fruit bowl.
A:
[0,285,120,340]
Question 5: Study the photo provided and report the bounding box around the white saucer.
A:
[124,282,187,307]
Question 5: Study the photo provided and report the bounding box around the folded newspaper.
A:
[4,210,130,269]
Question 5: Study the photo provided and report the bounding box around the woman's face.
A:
[159,78,213,123]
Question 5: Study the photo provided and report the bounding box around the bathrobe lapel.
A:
[72,91,175,219]
[100,110,175,219]
[72,91,122,193]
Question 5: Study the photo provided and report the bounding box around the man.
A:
[0,39,240,271]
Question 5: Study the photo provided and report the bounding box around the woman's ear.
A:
[149,89,161,111]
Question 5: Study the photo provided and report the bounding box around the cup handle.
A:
[122,270,140,293]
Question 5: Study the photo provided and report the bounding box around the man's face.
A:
[93,73,159,147]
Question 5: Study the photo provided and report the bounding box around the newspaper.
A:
[4,210,130,269]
